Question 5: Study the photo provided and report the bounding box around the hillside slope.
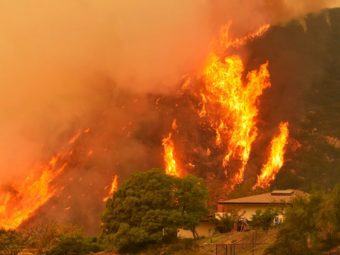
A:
[243,8,340,192]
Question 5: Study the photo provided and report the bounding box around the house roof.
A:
[218,189,307,205]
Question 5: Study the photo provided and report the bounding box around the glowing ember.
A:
[68,129,83,144]
[0,129,87,229]
[202,54,270,188]
[171,119,178,130]
[254,122,289,189]
[162,133,181,177]
[103,175,119,202]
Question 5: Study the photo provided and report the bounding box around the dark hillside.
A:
[246,8,340,191]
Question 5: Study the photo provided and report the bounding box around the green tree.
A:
[266,186,340,255]
[175,175,208,239]
[101,169,208,252]
[265,196,320,255]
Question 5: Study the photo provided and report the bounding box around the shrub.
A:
[249,208,278,231]
[22,222,81,254]
[46,235,102,255]
[214,214,236,233]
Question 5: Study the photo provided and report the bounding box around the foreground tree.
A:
[266,186,340,255]
[101,169,208,252]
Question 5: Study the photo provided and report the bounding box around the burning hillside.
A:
[0,129,89,229]
[0,1,339,234]
[0,22,289,232]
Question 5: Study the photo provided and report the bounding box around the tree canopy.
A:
[266,185,340,255]
[101,169,208,252]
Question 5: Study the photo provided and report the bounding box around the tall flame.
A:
[202,54,271,187]
[162,133,181,177]
[254,122,289,189]
[103,175,118,202]
[0,129,87,229]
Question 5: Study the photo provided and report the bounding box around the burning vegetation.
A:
[162,133,181,177]
[0,22,291,231]
[0,2,339,235]
[0,129,89,229]
[103,175,118,202]
[254,122,289,189]
[162,119,182,177]
[160,24,289,193]
[201,54,271,189]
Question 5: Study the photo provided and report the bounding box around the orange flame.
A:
[0,156,66,229]
[162,133,181,177]
[202,54,271,187]
[103,175,118,202]
[0,129,87,229]
[254,122,289,189]
[198,23,272,190]
[220,23,270,50]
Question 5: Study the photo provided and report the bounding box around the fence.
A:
[215,244,340,255]
[323,248,340,255]
[215,242,269,255]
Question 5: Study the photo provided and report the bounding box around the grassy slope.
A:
[139,229,277,255]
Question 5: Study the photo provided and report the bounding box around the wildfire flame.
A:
[0,129,88,229]
[162,132,181,177]
[202,54,271,187]
[220,23,270,50]
[254,122,289,189]
[103,175,118,202]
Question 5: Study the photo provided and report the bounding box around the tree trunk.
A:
[191,227,199,239]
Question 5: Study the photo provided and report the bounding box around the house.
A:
[216,189,307,222]
[179,189,307,238]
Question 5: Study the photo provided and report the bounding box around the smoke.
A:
[0,0,339,232]
[263,0,340,22]
[0,0,214,182]
[210,0,340,35]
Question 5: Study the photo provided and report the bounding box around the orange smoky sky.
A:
[0,0,338,183]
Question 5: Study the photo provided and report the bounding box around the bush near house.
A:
[213,214,237,233]
[249,208,279,231]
